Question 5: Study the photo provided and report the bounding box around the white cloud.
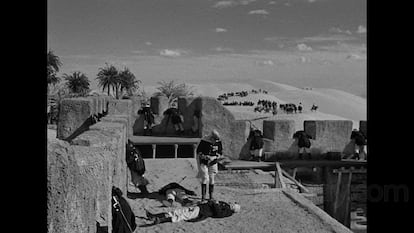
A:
[357,25,367,34]
[330,27,352,35]
[268,1,276,4]
[131,50,145,54]
[145,41,152,46]
[297,43,313,51]
[212,47,234,53]
[346,53,366,60]
[299,56,308,63]
[248,9,269,15]
[213,0,256,9]
[308,0,317,3]
[240,0,256,5]
[256,60,274,66]
[213,1,235,9]
[215,28,228,33]
[159,49,186,57]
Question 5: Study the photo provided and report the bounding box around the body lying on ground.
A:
[158,182,197,207]
[145,199,241,225]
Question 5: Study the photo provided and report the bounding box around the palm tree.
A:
[154,80,194,106]
[118,67,141,98]
[47,50,62,85]
[63,71,90,96]
[96,63,118,97]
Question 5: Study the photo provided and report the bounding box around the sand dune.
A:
[187,80,366,129]
[93,79,366,129]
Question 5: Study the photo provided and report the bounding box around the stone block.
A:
[47,138,97,233]
[231,120,250,160]
[89,122,127,195]
[262,120,297,160]
[178,97,202,135]
[304,120,353,155]
[101,115,130,139]
[199,97,236,157]
[130,96,143,116]
[90,97,98,115]
[150,96,169,115]
[72,143,112,232]
[57,98,93,140]
[107,99,132,116]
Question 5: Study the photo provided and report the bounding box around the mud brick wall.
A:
[177,97,237,157]
[231,120,251,160]
[89,122,128,195]
[150,96,169,115]
[101,115,131,139]
[72,145,112,232]
[304,120,353,158]
[107,99,133,139]
[47,139,97,233]
[57,98,94,140]
[262,120,297,160]
[57,96,113,140]
[48,118,129,233]
[178,97,202,136]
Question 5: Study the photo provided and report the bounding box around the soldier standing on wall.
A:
[350,129,367,160]
[138,103,155,136]
[248,129,265,162]
[293,130,313,160]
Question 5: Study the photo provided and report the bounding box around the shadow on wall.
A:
[151,114,176,136]
[65,115,97,142]
[342,141,355,156]
[132,115,145,135]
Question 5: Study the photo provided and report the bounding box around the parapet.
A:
[48,115,129,233]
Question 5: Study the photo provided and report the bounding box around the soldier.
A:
[137,103,155,135]
[196,130,223,201]
[293,130,313,160]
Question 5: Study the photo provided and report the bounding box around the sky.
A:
[48,0,367,97]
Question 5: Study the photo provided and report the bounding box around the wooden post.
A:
[174,144,179,159]
[323,166,335,216]
[282,169,310,193]
[343,169,353,227]
[193,144,197,158]
[152,144,156,159]
[333,168,343,215]
[292,168,297,179]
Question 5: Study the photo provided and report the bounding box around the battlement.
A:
[49,95,366,232]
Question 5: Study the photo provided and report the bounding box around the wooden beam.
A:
[274,162,286,189]
[281,169,311,194]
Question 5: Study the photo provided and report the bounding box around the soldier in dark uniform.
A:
[293,130,312,160]
[350,129,367,160]
[138,103,155,135]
